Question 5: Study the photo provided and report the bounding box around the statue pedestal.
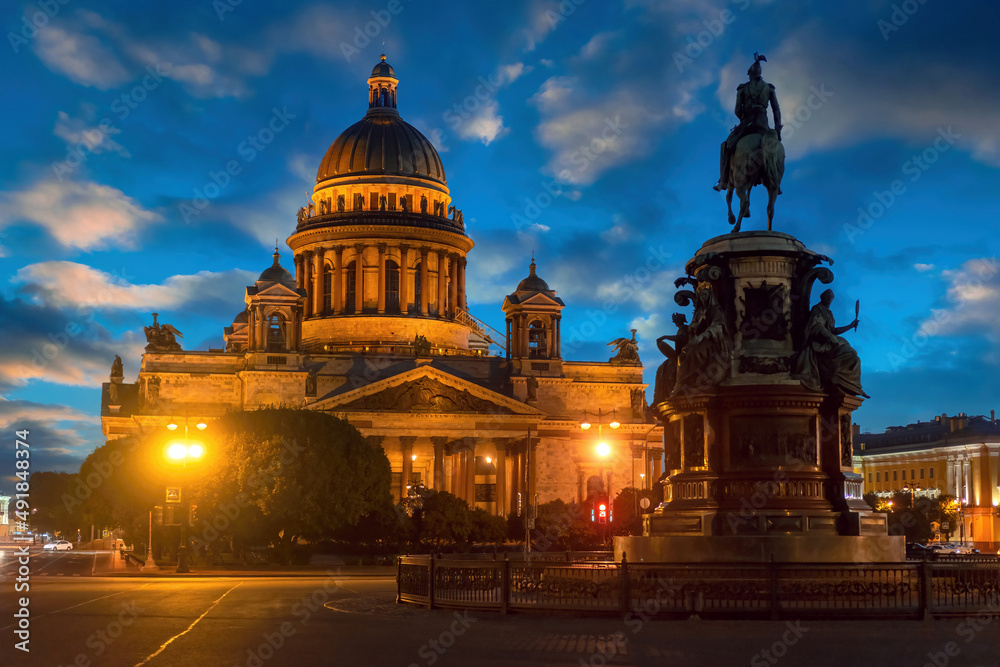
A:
[616,231,902,563]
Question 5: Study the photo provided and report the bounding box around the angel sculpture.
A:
[144,312,184,352]
[608,329,640,365]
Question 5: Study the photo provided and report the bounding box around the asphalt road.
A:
[1,574,999,667]
[1,548,117,579]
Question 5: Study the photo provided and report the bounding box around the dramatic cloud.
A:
[0,399,103,475]
[919,257,1000,341]
[0,179,159,250]
[0,295,145,392]
[14,261,256,312]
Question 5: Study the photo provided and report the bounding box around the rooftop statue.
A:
[608,329,640,365]
[713,53,785,233]
[144,312,183,352]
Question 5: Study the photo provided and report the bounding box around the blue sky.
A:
[2,0,999,476]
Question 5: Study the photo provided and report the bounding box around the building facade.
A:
[101,57,662,515]
[856,412,1000,550]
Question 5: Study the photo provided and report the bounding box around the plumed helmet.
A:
[748,52,767,78]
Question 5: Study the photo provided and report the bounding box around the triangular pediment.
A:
[309,365,542,416]
[248,282,306,299]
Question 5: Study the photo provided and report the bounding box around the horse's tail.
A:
[762,131,785,191]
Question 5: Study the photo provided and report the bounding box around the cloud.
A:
[577,31,621,60]
[0,295,145,392]
[34,23,131,89]
[0,399,103,475]
[14,261,256,312]
[919,258,1000,341]
[53,109,130,157]
[456,99,508,145]
[498,62,532,84]
[0,179,159,250]
[532,80,666,185]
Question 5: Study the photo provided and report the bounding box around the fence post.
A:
[620,552,631,614]
[428,555,436,610]
[396,556,401,604]
[502,554,510,614]
[919,560,933,621]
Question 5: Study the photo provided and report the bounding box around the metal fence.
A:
[397,555,1000,619]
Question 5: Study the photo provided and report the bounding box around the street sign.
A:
[941,522,949,531]
[640,497,651,509]
[166,487,181,504]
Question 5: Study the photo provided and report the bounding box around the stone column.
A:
[294,254,304,290]
[510,447,520,516]
[287,305,298,351]
[377,243,387,314]
[400,436,415,499]
[436,250,447,317]
[432,437,447,491]
[554,315,562,358]
[458,256,467,311]
[464,441,476,504]
[495,441,507,517]
[448,254,458,320]
[247,306,256,350]
[505,319,511,359]
[312,249,324,315]
[452,444,462,500]
[419,248,430,316]
[257,307,267,351]
[303,251,313,318]
[399,244,410,314]
[963,458,971,503]
[354,244,365,314]
[332,246,343,315]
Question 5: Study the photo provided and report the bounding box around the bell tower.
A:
[502,259,565,362]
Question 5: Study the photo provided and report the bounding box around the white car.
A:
[43,540,73,551]
[929,542,976,555]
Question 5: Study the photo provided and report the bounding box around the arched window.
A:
[412,262,422,313]
[528,320,547,358]
[385,260,400,313]
[346,261,357,314]
[266,313,284,352]
[323,264,333,313]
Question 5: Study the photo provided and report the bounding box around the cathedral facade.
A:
[101,57,662,515]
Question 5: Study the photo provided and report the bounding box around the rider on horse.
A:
[713,53,783,192]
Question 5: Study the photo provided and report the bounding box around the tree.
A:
[196,409,394,562]
[28,472,81,538]
[419,491,473,547]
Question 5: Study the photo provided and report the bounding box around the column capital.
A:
[400,435,417,448]
[399,243,410,253]
[376,242,387,254]
[419,246,431,258]
[354,243,366,254]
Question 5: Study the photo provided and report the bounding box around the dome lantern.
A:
[368,54,398,112]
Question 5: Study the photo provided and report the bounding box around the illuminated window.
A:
[385,260,400,313]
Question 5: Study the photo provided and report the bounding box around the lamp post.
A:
[901,484,921,509]
[959,499,967,547]
[581,410,619,540]
[165,418,206,574]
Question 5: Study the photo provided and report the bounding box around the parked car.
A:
[43,540,74,551]
[905,542,938,560]
[929,542,977,555]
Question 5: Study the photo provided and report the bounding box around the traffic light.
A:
[590,495,611,524]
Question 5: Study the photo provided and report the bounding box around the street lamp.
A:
[581,409,620,458]
[163,418,207,574]
[901,484,922,508]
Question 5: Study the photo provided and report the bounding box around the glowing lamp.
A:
[166,443,187,460]
[596,442,611,457]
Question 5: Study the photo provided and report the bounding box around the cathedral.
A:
[101,56,662,515]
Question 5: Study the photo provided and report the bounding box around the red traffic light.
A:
[598,503,606,511]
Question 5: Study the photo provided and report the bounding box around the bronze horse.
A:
[724,129,784,233]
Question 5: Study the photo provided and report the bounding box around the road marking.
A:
[134,581,244,667]
[0,584,151,631]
